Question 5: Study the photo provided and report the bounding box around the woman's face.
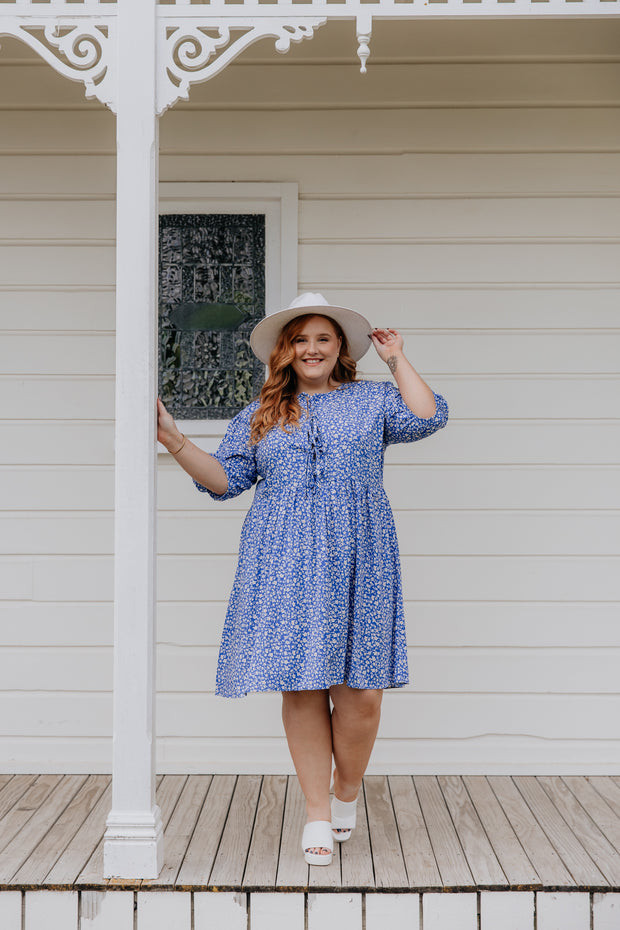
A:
[290,315,342,391]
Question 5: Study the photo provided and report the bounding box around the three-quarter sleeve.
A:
[383,381,449,446]
[194,404,258,501]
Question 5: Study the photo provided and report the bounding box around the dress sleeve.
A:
[383,381,449,446]
[194,404,258,501]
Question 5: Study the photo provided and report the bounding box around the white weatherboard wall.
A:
[0,19,619,773]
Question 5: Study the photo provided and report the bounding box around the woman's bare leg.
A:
[329,684,383,802]
[281,689,332,854]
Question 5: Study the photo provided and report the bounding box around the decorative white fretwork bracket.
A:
[157,17,328,115]
[0,7,117,110]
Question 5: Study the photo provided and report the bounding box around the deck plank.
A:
[0,775,86,883]
[562,776,620,855]
[176,774,236,887]
[488,776,575,888]
[513,776,607,887]
[536,776,620,885]
[588,777,620,819]
[438,776,506,887]
[275,775,308,889]
[462,776,540,888]
[414,776,474,888]
[340,780,375,890]
[144,775,213,888]
[0,774,61,855]
[44,780,111,886]
[364,776,407,889]
[209,774,262,887]
[0,774,38,827]
[11,775,109,886]
[244,774,288,888]
[389,775,441,889]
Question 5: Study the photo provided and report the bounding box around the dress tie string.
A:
[304,412,325,493]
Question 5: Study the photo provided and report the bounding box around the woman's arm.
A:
[157,398,228,496]
[370,328,437,418]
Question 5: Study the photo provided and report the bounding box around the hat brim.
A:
[250,304,373,365]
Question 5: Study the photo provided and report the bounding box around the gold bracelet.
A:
[170,434,186,455]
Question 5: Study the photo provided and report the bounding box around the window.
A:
[159,212,266,421]
[158,182,298,443]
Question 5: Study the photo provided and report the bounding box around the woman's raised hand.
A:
[370,328,404,365]
[157,397,184,452]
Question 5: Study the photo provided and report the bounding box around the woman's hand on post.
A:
[156,397,228,495]
[157,398,184,452]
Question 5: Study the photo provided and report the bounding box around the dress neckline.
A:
[297,382,349,399]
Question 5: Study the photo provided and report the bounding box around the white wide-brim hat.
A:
[250,293,373,365]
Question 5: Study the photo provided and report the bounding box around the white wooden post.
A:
[103,0,164,879]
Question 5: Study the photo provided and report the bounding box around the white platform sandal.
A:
[331,796,357,843]
[302,820,333,866]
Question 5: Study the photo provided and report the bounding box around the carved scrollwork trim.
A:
[157,18,327,115]
[0,18,116,111]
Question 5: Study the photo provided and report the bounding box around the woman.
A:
[157,293,448,866]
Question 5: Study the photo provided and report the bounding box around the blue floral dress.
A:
[196,380,448,698]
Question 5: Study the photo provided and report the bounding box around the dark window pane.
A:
[158,213,266,420]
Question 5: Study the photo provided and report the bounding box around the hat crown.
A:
[288,292,330,311]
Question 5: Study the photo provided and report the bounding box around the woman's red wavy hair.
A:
[249,313,357,444]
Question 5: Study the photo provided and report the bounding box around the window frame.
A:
[157,181,298,451]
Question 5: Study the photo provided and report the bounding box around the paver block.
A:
[25,890,78,930]
[81,890,134,929]
[308,893,362,930]
[423,893,477,930]
[0,892,22,930]
[594,893,620,929]
[481,891,534,930]
[537,892,590,930]
[366,893,420,929]
[194,892,248,930]
[137,891,191,930]
[251,892,304,930]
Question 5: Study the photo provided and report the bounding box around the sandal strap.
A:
[302,820,333,852]
[331,796,357,830]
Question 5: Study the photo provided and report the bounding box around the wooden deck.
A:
[3,773,620,894]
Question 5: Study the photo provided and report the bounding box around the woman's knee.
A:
[331,686,383,722]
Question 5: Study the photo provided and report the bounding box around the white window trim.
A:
[157,181,298,452]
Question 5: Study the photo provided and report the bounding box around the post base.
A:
[103,805,164,879]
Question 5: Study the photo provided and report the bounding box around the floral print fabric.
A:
[195,380,449,698]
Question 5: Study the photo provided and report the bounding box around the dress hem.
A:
[216,677,410,699]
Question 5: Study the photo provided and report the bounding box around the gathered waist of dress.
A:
[256,473,385,496]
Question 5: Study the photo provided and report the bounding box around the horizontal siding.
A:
[5,420,620,465]
[2,332,620,376]
[0,20,619,772]
[3,371,619,427]
[1,691,619,740]
[2,600,619,649]
[3,509,618,556]
[3,551,617,603]
[4,643,620,693]
[1,461,620,511]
